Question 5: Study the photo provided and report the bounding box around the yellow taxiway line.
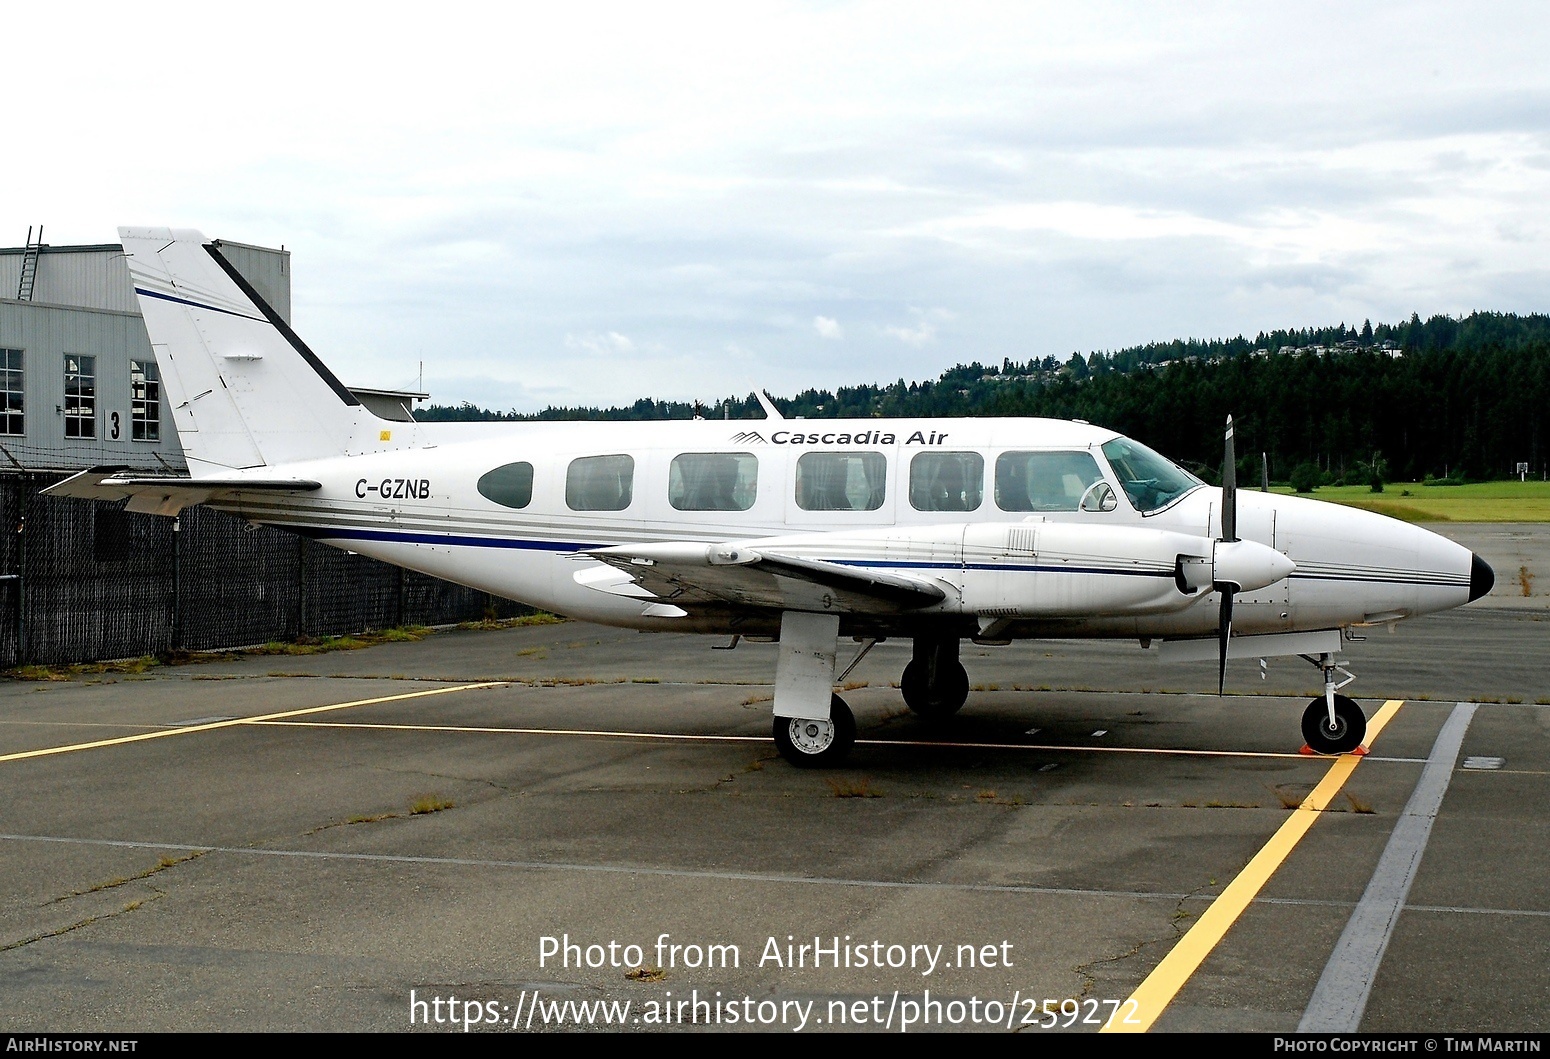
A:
[0,682,507,764]
[1102,698,1406,1033]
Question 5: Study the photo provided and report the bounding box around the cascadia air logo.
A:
[729,428,950,446]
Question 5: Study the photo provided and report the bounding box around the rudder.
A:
[121,227,379,474]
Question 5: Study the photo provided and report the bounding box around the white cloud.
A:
[564,331,637,356]
[884,321,935,346]
[883,306,954,347]
[9,3,1550,409]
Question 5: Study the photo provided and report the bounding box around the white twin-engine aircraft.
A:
[49,228,1495,767]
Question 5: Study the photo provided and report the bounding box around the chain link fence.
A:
[0,475,530,667]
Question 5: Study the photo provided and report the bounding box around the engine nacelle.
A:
[962,522,1243,617]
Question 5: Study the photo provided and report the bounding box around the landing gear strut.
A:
[773,694,856,768]
[901,636,969,719]
[1299,651,1367,755]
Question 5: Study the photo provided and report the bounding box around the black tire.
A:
[1301,694,1367,755]
[900,658,970,719]
[773,694,857,768]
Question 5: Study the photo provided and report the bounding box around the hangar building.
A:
[0,228,518,667]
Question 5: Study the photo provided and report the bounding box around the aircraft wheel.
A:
[773,694,856,768]
[900,658,969,719]
[1301,694,1367,755]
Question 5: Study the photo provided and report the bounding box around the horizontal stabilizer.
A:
[43,467,320,516]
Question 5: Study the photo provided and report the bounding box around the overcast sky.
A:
[7,2,1549,411]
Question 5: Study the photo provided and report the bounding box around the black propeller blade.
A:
[1217,414,1237,695]
[1217,590,1234,697]
[1221,415,1237,544]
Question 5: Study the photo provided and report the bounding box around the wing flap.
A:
[580,541,946,614]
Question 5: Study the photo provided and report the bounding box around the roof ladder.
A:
[16,225,42,301]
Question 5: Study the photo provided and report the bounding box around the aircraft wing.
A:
[580,540,947,614]
[42,467,321,516]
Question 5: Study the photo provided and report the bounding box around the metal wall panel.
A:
[0,239,289,320]
[0,234,293,473]
[33,247,137,312]
[0,300,187,472]
[0,246,136,312]
[210,239,292,323]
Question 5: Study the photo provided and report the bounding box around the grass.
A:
[456,612,566,631]
[251,626,432,655]
[409,795,456,815]
[10,656,162,681]
[1344,792,1376,814]
[1269,480,1550,522]
[826,777,882,798]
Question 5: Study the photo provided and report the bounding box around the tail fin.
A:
[121,227,398,474]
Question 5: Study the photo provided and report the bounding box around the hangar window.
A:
[477,462,535,509]
[0,349,21,436]
[566,454,634,511]
[995,450,1106,512]
[909,451,983,512]
[795,451,887,511]
[669,452,757,511]
[64,354,96,439]
[130,360,160,441]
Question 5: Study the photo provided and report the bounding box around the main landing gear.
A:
[773,694,857,769]
[1299,651,1367,755]
[900,636,969,720]
[768,614,977,768]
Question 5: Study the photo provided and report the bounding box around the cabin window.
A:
[669,452,757,511]
[477,461,535,509]
[64,354,95,439]
[995,450,1106,512]
[1100,436,1202,513]
[795,451,887,511]
[566,454,634,511]
[909,451,983,512]
[0,349,21,436]
[130,359,160,441]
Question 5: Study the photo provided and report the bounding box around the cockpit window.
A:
[1100,436,1202,513]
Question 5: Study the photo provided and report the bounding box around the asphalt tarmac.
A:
[0,603,1545,1034]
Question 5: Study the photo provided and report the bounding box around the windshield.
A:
[1100,436,1203,513]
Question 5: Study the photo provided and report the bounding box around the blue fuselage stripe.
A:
[134,287,266,322]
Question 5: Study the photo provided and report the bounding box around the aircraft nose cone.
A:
[1469,553,1495,603]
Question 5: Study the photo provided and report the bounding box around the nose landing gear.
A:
[1299,651,1367,755]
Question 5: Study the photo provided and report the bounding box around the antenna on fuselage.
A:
[754,390,785,420]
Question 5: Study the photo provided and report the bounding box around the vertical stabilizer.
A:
[120,227,399,474]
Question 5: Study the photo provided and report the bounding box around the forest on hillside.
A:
[418,312,1550,483]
